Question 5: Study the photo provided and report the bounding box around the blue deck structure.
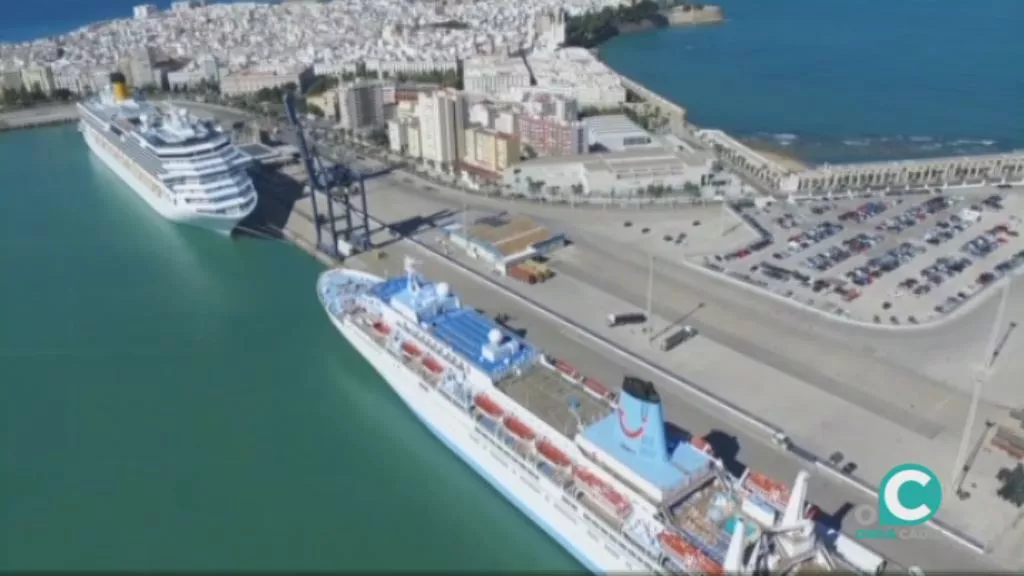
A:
[429,308,535,381]
[582,377,713,499]
[366,268,536,381]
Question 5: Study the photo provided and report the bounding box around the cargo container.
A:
[519,259,554,281]
[607,312,647,327]
[507,263,537,285]
[660,325,697,351]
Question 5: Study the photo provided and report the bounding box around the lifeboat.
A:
[401,341,422,357]
[582,377,616,402]
[658,532,723,575]
[474,395,505,419]
[422,356,445,375]
[504,417,537,442]
[744,471,791,510]
[573,467,632,518]
[537,440,573,468]
[372,322,391,335]
[554,359,582,381]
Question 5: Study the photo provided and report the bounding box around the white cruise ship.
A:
[318,257,892,575]
[77,73,257,236]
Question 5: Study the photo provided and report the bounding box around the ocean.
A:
[0,125,578,570]
[598,0,1024,163]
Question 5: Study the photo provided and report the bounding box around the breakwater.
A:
[0,104,78,133]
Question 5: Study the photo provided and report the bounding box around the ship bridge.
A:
[576,377,715,504]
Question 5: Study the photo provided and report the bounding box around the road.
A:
[181,100,1019,566]
[346,237,997,573]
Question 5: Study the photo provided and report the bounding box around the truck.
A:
[507,263,537,285]
[660,325,698,352]
[518,259,554,281]
[607,312,647,327]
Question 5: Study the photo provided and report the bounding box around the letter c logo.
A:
[879,464,942,526]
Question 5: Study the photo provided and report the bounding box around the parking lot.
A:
[703,187,1024,324]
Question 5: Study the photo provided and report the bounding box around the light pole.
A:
[645,252,655,341]
[951,280,1012,492]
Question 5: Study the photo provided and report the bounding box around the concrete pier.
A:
[0,104,78,133]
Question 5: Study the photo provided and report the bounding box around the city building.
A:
[416,88,467,168]
[129,47,156,88]
[20,65,55,94]
[388,116,419,155]
[502,146,726,197]
[0,69,24,93]
[132,4,159,19]
[170,0,204,12]
[463,56,532,98]
[219,66,314,96]
[337,79,387,131]
[462,126,520,178]
[584,114,655,152]
[166,55,220,91]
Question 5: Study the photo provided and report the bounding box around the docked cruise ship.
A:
[318,257,892,575]
[77,72,257,235]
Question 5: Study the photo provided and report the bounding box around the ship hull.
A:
[81,125,254,236]
[329,311,637,574]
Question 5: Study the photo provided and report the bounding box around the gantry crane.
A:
[282,90,370,257]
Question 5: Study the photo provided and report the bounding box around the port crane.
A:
[282,90,370,257]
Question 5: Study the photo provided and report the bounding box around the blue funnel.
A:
[616,377,668,462]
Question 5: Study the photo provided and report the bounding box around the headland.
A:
[565,1,725,49]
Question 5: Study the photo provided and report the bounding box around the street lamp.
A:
[951,280,1013,492]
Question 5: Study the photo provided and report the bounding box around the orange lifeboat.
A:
[504,417,537,441]
[474,395,505,419]
[583,377,609,397]
[372,321,391,335]
[401,341,422,357]
[744,471,791,510]
[422,356,445,375]
[658,532,723,575]
[554,359,582,380]
[537,440,573,468]
[573,467,632,518]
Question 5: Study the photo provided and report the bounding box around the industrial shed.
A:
[446,214,567,272]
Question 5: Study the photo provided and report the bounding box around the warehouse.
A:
[445,213,567,273]
[583,114,655,152]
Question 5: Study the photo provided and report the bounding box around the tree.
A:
[998,464,1024,507]
[306,103,325,117]
[683,181,701,195]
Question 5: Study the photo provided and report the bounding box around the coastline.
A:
[0,103,78,133]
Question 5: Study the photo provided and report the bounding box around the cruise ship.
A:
[77,73,257,236]
[317,257,891,575]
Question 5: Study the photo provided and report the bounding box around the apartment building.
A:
[219,66,314,96]
[463,126,520,177]
[20,65,55,94]
[337,80,387,131]
[416,88,467,167]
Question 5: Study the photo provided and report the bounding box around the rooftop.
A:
[368,274,537,381]
[429,308,536,381]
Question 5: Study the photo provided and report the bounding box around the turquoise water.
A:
[0,125,579,571]
[600,0,1024,163]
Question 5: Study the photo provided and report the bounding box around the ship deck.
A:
[497,365,611,439]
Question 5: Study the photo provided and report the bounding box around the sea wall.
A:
[0,104,78,133]
[617,74,688,134]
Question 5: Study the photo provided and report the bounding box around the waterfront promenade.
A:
[0,104,77,133]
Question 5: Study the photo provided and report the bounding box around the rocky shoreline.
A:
[615,4,725,35]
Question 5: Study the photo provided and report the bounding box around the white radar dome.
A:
[488,328,503,345]
[436,282,451,299]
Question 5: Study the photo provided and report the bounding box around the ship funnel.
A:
[724,518,746,573]
[109,72,129,102]
[616,377,668,462]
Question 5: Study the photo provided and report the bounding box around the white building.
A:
[132,4,159,19]
[584,114,655,152]
[503,146,728,197]
[417,88,467,168]
[219,66,314,96]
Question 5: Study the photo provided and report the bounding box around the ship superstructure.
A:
[317,258,890,575]
[77,72,257,235]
